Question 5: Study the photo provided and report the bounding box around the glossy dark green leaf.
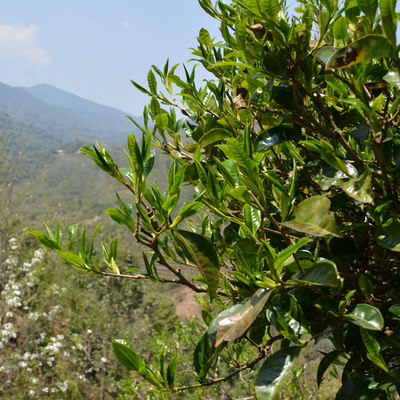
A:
[214,288,271,347]
[358,274,373,299]
[112,339,145,371]
[174,229,220,299]
[361,328,388,371]
[389,304,400,318]
[282,196,342,237]
[255,125,301,152]
[317,350,343,387]
[255,346,301,400]
[344,304,384,330]
[193,333,210,375]
[340,169,374,203]
[335,377,384,399]
[375,218,400,251]
[299,258,341,287]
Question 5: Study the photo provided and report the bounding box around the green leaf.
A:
[170,201,204,228]
[87,224,101,265]
[344,304,384,330]
[274,237,312,276]
[299,258,341,287]
[28,230,61,251]
[56,250,86,268]
[112,339,146,371]
[230,186,253,203]
[358,274,373,299]
[317,350,343,387]
[217,138,258,180]
[281,196,342,237]
[333,17,348,41]
[255,346,301,400]
[375,218,400,251]
[255,125,302,151]
[166,356,178,388]
[131,79,151,95]
[197,128,231,148]
[380,0,397,48]
[335,377,385,399]
[147,69,157,95]
[340,169,374,203]
[67,223,80,250]
[360,327,380,356]
[383,70,400,89]
[357,0,378,23]
[194,333,210,375]
[327,35,393,69]
[174,229,220,299]
[214,288,271,347]
[389,304,400,318]
[105,208,134,230]
[261,0,280,18]
[155,113,168,131]
[243,204,261,235]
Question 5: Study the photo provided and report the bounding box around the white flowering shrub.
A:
[0,236,183,399]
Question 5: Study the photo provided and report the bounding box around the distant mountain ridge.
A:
[0,81,140,144]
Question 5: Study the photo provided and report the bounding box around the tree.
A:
[31,0,400,397]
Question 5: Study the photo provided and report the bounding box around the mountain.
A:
[22,84,135,137]
[0,81,140,144]
[0,111,61,152]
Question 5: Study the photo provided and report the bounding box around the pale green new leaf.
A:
[282,196,342,237]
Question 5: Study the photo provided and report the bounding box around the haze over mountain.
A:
[0,81,141,145]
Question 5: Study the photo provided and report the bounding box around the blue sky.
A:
[0,1,220,115]
[1,2,399,116]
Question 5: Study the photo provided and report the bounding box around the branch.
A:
[176,351,266,391]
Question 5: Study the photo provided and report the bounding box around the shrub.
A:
[32,0,400,397]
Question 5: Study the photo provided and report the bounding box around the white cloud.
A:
[0,23,51,65]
